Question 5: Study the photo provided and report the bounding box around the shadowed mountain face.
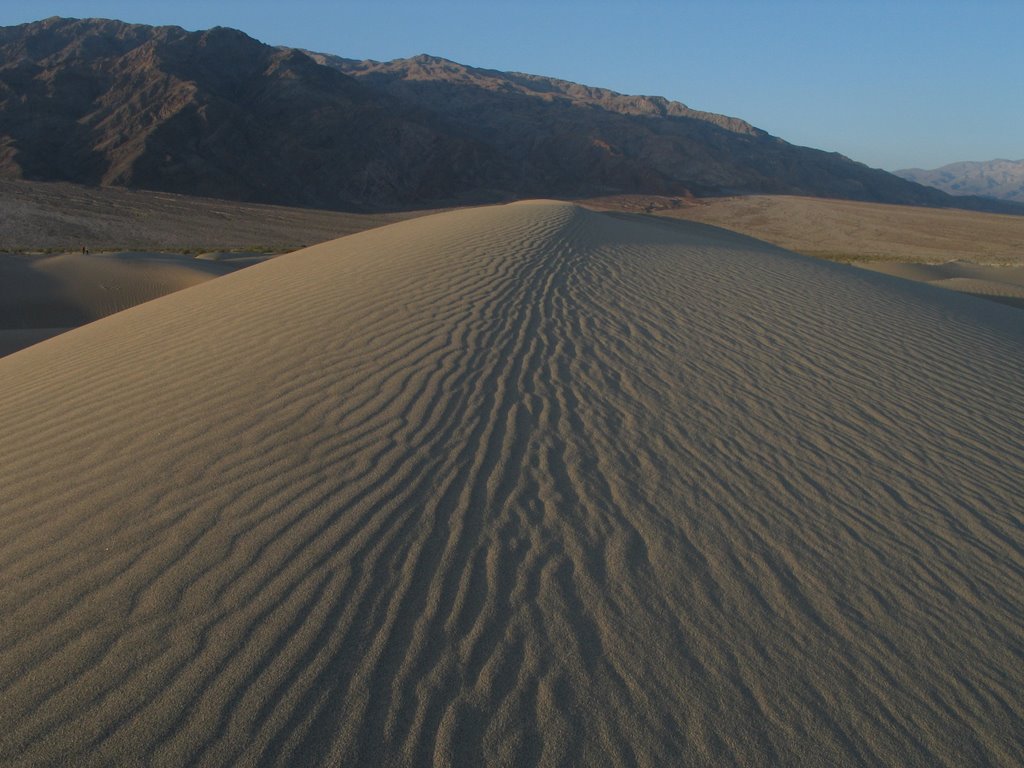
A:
[1,17,1021,213]
[316,53,979,207]
[895,159,1024,203]
[0,17,507,209]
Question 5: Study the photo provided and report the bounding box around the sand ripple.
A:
[1,202,1022,766]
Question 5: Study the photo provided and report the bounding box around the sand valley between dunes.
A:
[1,202,1022,766]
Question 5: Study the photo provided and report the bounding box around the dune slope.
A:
[857,261,1024,310]
[0,251,238,356]
[1,202,1022,767]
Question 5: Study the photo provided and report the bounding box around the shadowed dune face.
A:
[0,251,238,356]
[0,203,1022,766]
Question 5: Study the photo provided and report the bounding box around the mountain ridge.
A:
[2,16,1021,214]
[309,51,768,136]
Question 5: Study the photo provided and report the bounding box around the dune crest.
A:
[1,202,1022,766]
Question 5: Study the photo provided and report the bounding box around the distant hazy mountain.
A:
[1,17,1021,212]
[895,159,1024,203]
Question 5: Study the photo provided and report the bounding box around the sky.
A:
[2,1,1021,171]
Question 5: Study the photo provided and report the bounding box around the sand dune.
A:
[857,261,1024,309]
[0,251,239,355]
[0,327,72,358]
[1,202,1022,767]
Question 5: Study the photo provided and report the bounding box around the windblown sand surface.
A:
[631,194,1024,309]
[857,261,1024,310]
[1,202,1022,766]
[0,251,238,356]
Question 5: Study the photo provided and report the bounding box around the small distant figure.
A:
[81,246,89,255]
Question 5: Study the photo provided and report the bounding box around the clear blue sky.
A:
[2,1,1021,171]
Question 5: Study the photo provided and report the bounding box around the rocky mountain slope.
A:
[0,17,504,209]
[1,17,1020,213]
[318,52,966,206]
[895,159,1024,203]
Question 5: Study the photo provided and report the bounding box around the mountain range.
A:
[1,16,1020,213]
[895,159,1024,203]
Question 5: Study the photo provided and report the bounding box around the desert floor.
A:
[646,194,1024,265]
[0,178,434,253]
[585,194,1024,309]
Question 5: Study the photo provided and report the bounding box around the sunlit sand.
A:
[1,202,1021,766]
